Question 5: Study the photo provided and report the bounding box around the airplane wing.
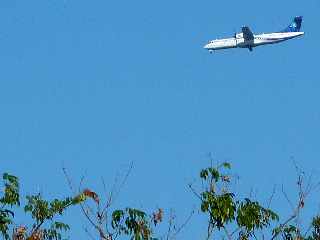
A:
[241,26,254,41]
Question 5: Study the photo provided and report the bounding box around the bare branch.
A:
[271,214,297,240]
[206,222,214,240]
[267,185,277,208]
[271,167,316,240]
[62,166,76,195]
[281,184,295,212]
[83,226,96,240]
[171,209,195,239]
[63,167,107,240]
[231,227,240,237]
[165,210,175,240]
[188,183,202,202]
[113,161,134,203]
[223,226,232,240]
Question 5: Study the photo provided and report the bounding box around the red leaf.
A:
[83,188,100,204]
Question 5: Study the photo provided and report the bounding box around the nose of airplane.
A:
[203,44,209,49]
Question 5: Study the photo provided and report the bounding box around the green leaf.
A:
[222,162,231,169]
[111,208,153,239]
[200,169,208,180]
[1,173,20,207]
[208,168,220,182]
[236,199,278,234]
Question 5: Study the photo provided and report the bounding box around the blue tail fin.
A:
[281,16,303,32]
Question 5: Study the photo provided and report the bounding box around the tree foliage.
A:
[111,208,156,240]
[194,163,279,239]
[0,173,84,240]
[1,162,320,240]
[191,162,319,240]
[0,173,19,240]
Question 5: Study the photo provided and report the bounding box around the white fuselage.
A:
[204,31,304,51]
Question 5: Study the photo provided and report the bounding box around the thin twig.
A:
[171,209,195,239]
[30,220,44,237]
[113,161,134,203]
[206,222,214,240]
[271,214,297,240]
[62,167,76,195]
[165,209,175,240]
[267,185,277,208]
[188,184,202,202]
[83,226,96,240]
[223,226,232,240]
[281,185,295,211]
[101,162,133,219]
[303,221,314,238]
[271,173,311,240]
[231,227,240,236]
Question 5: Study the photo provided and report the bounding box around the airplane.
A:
[204,16,304,53]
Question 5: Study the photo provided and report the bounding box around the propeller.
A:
[233,29,237,45]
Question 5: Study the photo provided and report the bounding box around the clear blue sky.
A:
[1,0,320,239]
